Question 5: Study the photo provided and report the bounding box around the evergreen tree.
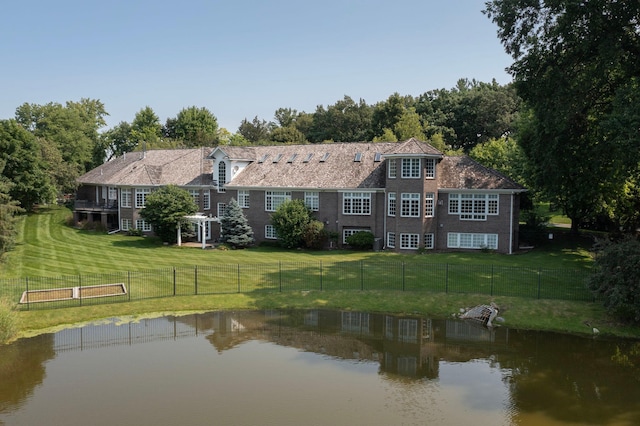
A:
[0,164,24,259]
[219,198,254,248]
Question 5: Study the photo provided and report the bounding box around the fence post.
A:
[320,261,323,291]
[537,267,542,299]
[128,271,131,301]
[402,262,405,291]
[173,267,176,296]
[491,265,494,296]
[279,261,283,292]
[25,277,30,311]
[78,274,82,307]
[194,265,198,295]
[237,264,241,293]
[361,261,364,291]
[445,264,449,293]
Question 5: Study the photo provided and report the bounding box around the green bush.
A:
[302,220,327,249]
[588,236,640,324]
[0,297,19,344]
[345,231,374,250]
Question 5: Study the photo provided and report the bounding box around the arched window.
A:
[218,161,226,192]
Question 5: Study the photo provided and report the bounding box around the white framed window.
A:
[135,219,152,232]
[448,193,499,220]
[343,192,371,215]
[203,190,210,210]
[341,312,370,334]
[401,158,421,178]
[121,188,131,208]
[135,188,151,208]
[217,161,226,193]
[217,203,227,217]
[238,190,250,208]
[425,192,434,217]
[265,224,278,239]
[386,232,395,248]
[305,191,319,211]
[387,192,396,216]
[424,233,434,249]
[189,189,200,209]
[398,319,418,343]
[401,193,420,217]
[265,191,291,211]
[488,194,499,214]
[425,158,435,179]
[343,228,370,244]
[385,316,394,339]
[108,187,117,200]
[400,233,420,249]
[121,218,131,231]
[388,159,396,178]
[447,233,498,250]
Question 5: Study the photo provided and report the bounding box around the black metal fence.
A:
[0,261,594,311]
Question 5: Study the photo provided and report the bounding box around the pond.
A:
[1,309,639,426]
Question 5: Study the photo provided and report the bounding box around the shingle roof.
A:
[382,137,444,156]
[76,140,525,192]
[438,156,525,191]
[226,142,399,189]
[77,148,214,186]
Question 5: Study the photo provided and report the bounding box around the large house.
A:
[74,138,526,253]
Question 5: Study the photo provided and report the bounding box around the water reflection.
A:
[1,309,640,426]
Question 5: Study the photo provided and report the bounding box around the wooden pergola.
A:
[177,214,219,249]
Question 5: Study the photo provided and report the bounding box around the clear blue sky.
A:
[1,0,513,132]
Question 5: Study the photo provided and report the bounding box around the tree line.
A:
[1,0,639,283]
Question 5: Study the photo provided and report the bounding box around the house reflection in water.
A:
[53,309,509,380]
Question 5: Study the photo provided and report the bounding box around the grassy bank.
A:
[2,206,637,341]
[14,291,637,340]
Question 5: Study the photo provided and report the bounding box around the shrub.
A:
[302,220,327,249]
[587,236,640,324]
[0,297,19,345]
[271,200,313,249]
[346,231,374,250]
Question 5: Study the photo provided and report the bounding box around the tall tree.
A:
[238,116,272,144]
[394,107,426,141]
[15,99,108,184]
[485,0,640,232]
[131,106,162,147]
[309,96,373,142]
[0,120,54,210]
[372,93,414,139]
[100,121,137,161]
[166,106,219,147]
[0,163,24,258]
[416,79,520,151]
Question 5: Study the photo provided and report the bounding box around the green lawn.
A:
[2,205,593,280]
[4,205,629,341]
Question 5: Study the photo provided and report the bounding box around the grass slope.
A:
[3,206,636,340]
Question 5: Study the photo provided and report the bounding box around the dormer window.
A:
[218,161,226,192]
